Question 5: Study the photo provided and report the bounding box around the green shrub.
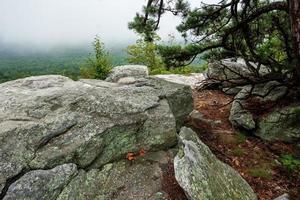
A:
[279,154,300,173]
[249,167,273,180]
[80,36,112,80]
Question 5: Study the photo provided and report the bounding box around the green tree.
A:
[126,37,164,72]
[80,37,112,80]
[129,0,300,83]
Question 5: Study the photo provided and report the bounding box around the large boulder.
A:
[207,58,269,86]
[105,65,149,82]
[229,81,288,130]
[174,127,257,200]
[0,75,193,198]
[256,105,300,142]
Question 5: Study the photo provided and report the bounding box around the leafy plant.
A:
[126,37,164,72]
[279,154,300,172]
[80,36,112,80]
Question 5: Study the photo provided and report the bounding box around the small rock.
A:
[105,65,149,82]
[274,193,289,200]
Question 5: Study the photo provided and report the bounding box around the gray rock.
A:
[57,151,174,200]
[174,127,257,200]
[105,65,149,82]
[3,164,77,200]
[229,81,287,130]
[274,193,289,200]
[222,86,244,95]
[229,87,256,130]
[0,75,193,195]
[154,73,204,89]
[207,58,269,87]
[250,81,288,103]
[117,77,138,85]
[256,105,300,142]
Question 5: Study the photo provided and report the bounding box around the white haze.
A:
[0,0,217,51]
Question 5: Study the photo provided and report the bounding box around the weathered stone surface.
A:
[207,58,269,86]
[229,81,287,130]
[222,86,244,95]
[3,164,77,200]
[229,87,256,130]
[174,127,257,200]
[0,75,193,195]
[250,81,288,103]
[140,77,194,130]
[57,151,174,200]
[256,105,300,142]
[106,65,149,82]
[154,73,204,89]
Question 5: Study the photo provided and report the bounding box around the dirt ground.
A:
[189,89,300,200]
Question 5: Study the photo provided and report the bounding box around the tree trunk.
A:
[288,0,300,82]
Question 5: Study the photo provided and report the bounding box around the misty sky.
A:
[0,0,215,49]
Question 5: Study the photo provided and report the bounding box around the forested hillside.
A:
[0,47,126,83]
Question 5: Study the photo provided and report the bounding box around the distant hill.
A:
[0,46,127,83]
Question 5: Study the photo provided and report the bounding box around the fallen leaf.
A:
[126,152,135,161]
[139,149,146,156]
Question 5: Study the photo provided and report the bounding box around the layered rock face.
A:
[0,75,193,199]
[174,127,257,200]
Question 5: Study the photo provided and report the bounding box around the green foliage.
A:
[0,48,87,83]
[150,65,205,75]
[130,0,296,77]
[126,38,164,71]
[80,37,112,80]
[232,147,246,157]
[279,154,300,173]
[235,132,247,144]
[249,167,273,180]
[126,38,206,75]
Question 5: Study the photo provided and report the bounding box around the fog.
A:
[0,0,215,51]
